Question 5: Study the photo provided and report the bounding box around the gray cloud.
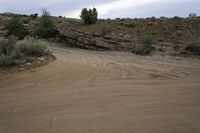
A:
[0,0,199,18]
[102,0,200,18]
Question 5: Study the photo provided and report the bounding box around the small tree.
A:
[189,13,197,18]
[6,16,28,39]
[34,8,56,38]
[31,13,38,20]
[80,8,98,24]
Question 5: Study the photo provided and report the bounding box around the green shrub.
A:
[16,37,48,57]
[0,36,51,66]
[100,24,112,37]
[135,43,153,55]
[184,42,200,55]
[34,9,56,38]
[23,19,29,24]
[6,16,28,39]
[80,8,98,24]
[0,51,17,66]
[0,37,19,66]
[135,34,153,55]
[142,34,153,45]
[126,23,135,28]
[0,37,16,56]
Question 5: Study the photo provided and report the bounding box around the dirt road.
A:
[0,47,200,133]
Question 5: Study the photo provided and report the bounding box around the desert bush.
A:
[80,8,98,24]
[100,24,112,37]
[23,19,29,24]
[0,37,18,66]
[142,34,153,45]
[184,42,200,55]
[126,23,135,28]
[135,43,153,55]
[34,9,56,38]
[0,36,50,66]
[16,37,48,57]
[135,34,153,55]
[6,16,28,39]
[0,51,17,66]
[0,37,16,55]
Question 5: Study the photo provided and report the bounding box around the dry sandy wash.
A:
[0,47,200,133]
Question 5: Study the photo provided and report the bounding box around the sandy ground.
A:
[0,47,200,133]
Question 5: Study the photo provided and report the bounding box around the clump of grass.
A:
[134,34,153,55]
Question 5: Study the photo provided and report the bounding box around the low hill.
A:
[0,13,200,55]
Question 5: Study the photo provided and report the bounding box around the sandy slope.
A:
[0,47,200,133]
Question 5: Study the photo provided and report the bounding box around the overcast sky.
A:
[0,0,199,18]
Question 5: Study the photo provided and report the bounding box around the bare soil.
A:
[0,47,200,133]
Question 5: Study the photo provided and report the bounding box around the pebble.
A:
[26,63,32,66]
[176,57,181,60]
[37,57,46,62]
[19,68,25,71]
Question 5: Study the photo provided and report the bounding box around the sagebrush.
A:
[0,36,50,66]
[0,37,16,55]
[0,51,17,66]
[16,37,48,57]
